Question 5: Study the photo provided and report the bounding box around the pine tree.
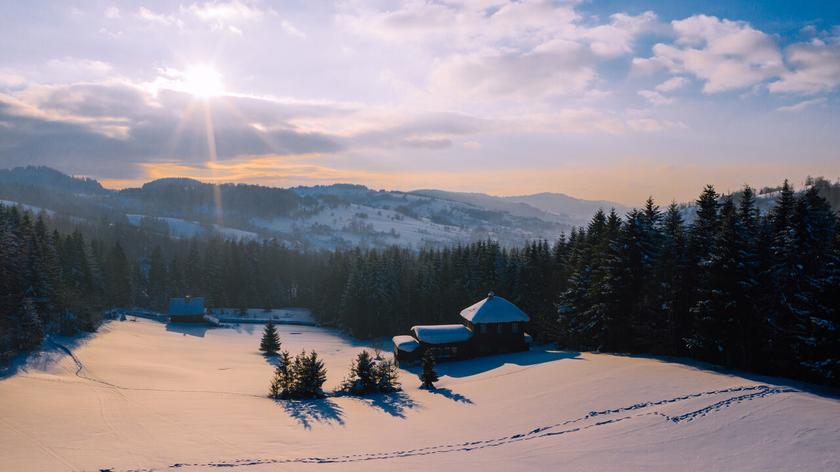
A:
[147,246,168,312]
[103,242,132,307]
[373,358,401,393]
[420,349,439,390]
[259,320,281,355]
[658,202,690,355]
[17,299,44,351]
[269,350,292,399]
[291,350,326,398]
[342,350,376,394]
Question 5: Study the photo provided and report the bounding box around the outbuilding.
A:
[168,296,206,323]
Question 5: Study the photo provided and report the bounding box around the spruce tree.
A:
[342,350,375,394]
[259,320,281,355]
[269,350,292,399]
[17,299,44,351]
[293,350,326,398]
[420,349,439,390]
[373,358,401,393]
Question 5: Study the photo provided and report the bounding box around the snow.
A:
[392,335,420,352]
[411,324,473,344]
[460,294,530,324]
[206,307,315,325]
[0,199,55,216]
[1,318,839,471]
[126,214,259,240]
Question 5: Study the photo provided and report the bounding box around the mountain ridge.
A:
[0,166,627,249]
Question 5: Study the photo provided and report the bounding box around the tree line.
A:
[1,180,838,387]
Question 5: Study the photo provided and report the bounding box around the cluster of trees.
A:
[262,324,400,399]
[339,350,400,395]
[309,182,840,386]
[268,350,328,399]
[1,206,109,361]
[556,183,838,385]
[2,179,838,387]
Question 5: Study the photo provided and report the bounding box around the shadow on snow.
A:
[165,323,210,338]
[426,387,474,404]
[281,397,345,429]
[403,345,582,380]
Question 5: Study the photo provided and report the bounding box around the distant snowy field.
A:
[1,319,838,471]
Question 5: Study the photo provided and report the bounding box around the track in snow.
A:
[47,340,265,399]
[109,384,796,471]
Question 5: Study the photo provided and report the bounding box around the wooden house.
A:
[167,296,206,323]
[392,292,530,366]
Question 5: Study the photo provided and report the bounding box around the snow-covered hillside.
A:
[126,214,259,240]
[1,319,838,471]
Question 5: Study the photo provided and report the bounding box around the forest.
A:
[1,180,837,386]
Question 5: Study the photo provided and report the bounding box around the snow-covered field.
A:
[1,319,839,471]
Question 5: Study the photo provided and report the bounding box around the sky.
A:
[0,1,839,205]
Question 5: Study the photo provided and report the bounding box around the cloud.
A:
[769,36,840,94]
[581,11,661,58]
[104,6,120,19]
[637,15,784,93]
[430,39,595,100]
[340,0,659,101]
[655,76,690,92]
[638,90,673,105]
[638,76,689,105]
[0,81,343,179]
[776,97,827,112]
[185,1,264,23]
[281,20,305,38]
[137,7,183,28]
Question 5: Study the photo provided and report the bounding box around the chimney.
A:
[487,291,495,299]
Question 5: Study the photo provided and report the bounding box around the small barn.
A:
[168,296,206,323]
[393,292,530,366]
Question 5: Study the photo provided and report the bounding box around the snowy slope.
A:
[125,214,259,240]
[1,319,838,471]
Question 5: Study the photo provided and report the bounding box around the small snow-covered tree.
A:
[259,320,280,355]
[294,350,327,398]
[341,350,400,395]
[269,350,292,399]
[420,350,439,390]
[373,358,400,393]
[341,350,375,394]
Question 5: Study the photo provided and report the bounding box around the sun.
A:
[182,64,225,98]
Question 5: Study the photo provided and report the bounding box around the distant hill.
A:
[0,165,107,195]
[0,166,635,249]
[413,189,627,226]
[504,192,629,223]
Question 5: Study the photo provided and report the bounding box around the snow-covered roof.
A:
[460,293,529,324]
[168,297,205,316]
[411,324,473,344]
[392,335,420,352]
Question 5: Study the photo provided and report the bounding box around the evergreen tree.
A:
[291,350,326,398]
[373,358,401,393]
[342,350,376,394]
[147,246,168,311]
[420,349,439,390]
[658,202,690,355]
[259,320,281,355]
[269,350,292,399]
[103,242,132,307]
[17,299,44,351]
